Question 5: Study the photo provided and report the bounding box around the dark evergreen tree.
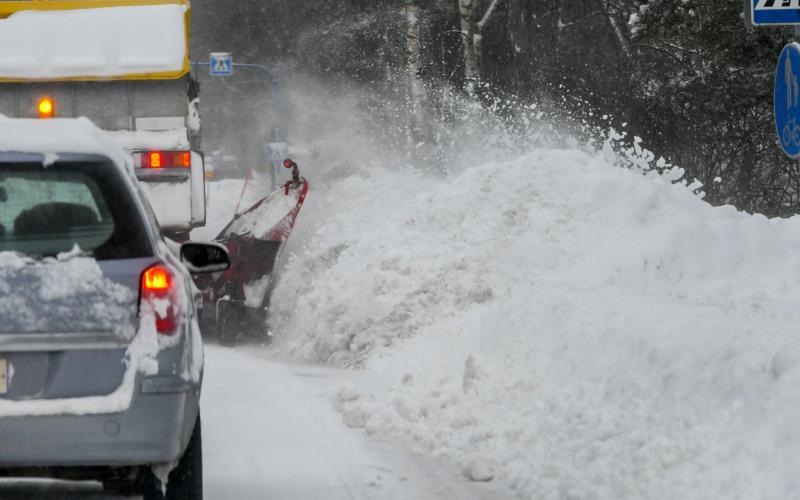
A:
[632,0,794,213]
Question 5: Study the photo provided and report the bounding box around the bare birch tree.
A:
[406,0,426,138]
[601,0,632,59]
[458,0,502,96]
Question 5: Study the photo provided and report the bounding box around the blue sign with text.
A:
[752,0,800,25]
[209,52,233,77]
[775,43,800,158]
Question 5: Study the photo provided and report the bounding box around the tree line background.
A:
[192,0,797,217]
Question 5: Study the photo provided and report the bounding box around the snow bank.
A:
[271,147,800,499]
[0,5,187,80]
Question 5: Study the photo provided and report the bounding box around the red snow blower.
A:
[199,159,308,344]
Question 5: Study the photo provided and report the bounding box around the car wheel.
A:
[141,416,203,500]
[218,302,234,346]
[218,301,248,346]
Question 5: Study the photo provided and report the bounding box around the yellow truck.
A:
[0,0,205,238]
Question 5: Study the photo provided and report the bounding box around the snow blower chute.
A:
[200,159,308,344]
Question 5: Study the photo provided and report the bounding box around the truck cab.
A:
[0,0,205,239]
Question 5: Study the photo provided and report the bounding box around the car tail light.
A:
[140,151,191,169]
[38,97,55,119]
[141,264,179,335]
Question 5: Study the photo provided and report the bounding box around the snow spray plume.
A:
[278,73,694,189]
[265,75,703,335]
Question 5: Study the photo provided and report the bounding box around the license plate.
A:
[0,358,7,395]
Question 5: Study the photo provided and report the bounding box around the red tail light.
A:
[141,264,179,335]
[140,151,191,169]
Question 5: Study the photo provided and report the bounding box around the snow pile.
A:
[0,5,187,80]
[0,251,136,336]
[271,146,800,499]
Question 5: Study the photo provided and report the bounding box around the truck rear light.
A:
[37,97,55,119]
[148,152,162,168]
[140,151,191,169]
[140,264,180,335]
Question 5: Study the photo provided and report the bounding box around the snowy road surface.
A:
[203,346,511,500]
[0,345,512,500]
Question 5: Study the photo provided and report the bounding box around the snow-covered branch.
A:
[477,0,501,30]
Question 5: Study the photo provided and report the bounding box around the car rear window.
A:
[0,161,152,259]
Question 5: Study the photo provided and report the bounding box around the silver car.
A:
[0,150,228,499]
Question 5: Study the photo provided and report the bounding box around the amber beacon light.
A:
[37,97,55,119]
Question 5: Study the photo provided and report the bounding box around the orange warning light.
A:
[37,97,54,119]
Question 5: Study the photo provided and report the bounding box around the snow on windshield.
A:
[0,5,187,80]
[0,251,136,337]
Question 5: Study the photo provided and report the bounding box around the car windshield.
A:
[0,161,152,259]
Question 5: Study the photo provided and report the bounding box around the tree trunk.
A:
[459,0,480,96]
[603,0,632,59]
[405,1,426,140]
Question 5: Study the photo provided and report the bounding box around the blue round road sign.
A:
[775,43,800,159]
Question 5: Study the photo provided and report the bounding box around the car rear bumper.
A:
[0,376,200,468]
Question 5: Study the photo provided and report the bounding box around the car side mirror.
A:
[180,242,231,274]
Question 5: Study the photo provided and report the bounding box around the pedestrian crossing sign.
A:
[210,52,233,77]
[752,0,800,25]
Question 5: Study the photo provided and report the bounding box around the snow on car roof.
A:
[0,115,130,171]
[0,4,188,81]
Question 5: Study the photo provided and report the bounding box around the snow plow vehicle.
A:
[198,159,309,344]
[0,0,205,240]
